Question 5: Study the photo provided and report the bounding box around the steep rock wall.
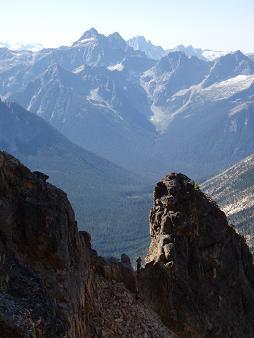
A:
[0,151,175,338]
[139,173,254,337]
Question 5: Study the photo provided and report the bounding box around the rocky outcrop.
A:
[0,151,176,338]
[139,173,254,337]
[2,151,254,338]
[0,151,92,337]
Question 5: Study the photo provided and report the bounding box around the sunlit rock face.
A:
[202,154,254,253]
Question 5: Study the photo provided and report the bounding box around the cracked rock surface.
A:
[0,151,176,338]
[139,173,254,338]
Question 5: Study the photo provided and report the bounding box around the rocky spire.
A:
[139,172,254,337]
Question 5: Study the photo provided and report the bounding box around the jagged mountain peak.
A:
[216,50,253,65]
[72,27,102,46]
[129,35,154,47]
[154,51,187,72]
[203,50,254,87]
[127,36,165,60]
[150,51,209,77]
[168,45,232,61]
[107,31,127,50]
[169,44,207,60]
[108,31,124,41]
[68,28,140,68]
[172,44,200,53]
[73,28,126,48]
[77,27,99,40]
[163,50,205,64]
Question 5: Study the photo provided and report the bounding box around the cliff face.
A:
[0,151,175,338]
[139,173,254,338]
[1,152,254,338]
[0,151,92,337]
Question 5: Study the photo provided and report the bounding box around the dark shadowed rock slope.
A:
[139,173,254,338]
[0,151,175,337]
[1,152,254,337]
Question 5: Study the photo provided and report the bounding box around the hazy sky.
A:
[0,0,253,52]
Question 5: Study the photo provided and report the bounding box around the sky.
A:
[0,0,253,52]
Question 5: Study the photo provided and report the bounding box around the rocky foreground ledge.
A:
[0,152,254,338]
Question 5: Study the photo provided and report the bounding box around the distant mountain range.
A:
[0,41,44,51]
[127,35,239,61]
[202,154,254,252]
[1,28,253,180]
[1,28,254,256]
[4,32,251,62]
[0,99,152,257]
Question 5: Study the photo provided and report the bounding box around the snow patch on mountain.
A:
[148,74,254,133]
[168,45,230,61]
[87,88,105,104]
[200,74,254,101]
[150,104,172,132]
[73,65,86,73]
[87,88,124,121]
[107,63,124,71]
[73,37,97,47]
[202,49,229,61]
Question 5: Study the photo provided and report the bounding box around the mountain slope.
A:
[202,155,254,251]
[72,28,146,67]
[141,52,211,130]
[0,99,152,257]
[203,50,254,87]
[1,29,254,181]
[13,61,158,176]
[248,53,254,62]
[142,51,254,178]
[0,28,147,97]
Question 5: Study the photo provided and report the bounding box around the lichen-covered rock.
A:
[139,173,254,337]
